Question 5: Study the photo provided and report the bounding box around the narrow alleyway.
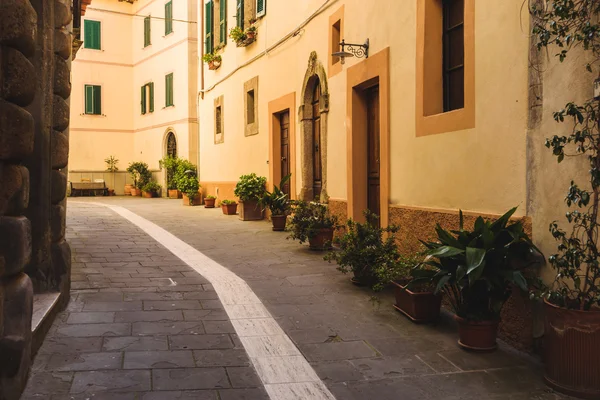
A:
[23,198,568,400]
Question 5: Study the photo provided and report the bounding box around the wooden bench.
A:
[69,180,108,197]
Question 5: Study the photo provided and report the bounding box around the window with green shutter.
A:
[141,85,147,114]
[256,0,266,17]
[144,16,151,47]
[165,73,174,107]
[165,1,173,35]
[84,20,101,50]
[236,0,244,29]
[149,82,154,112]
[84,85,102,115]
[205,1,214,54]
[219,0,227,45]
[141,83,154,114]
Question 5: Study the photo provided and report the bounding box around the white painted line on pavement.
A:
[79,203,336,400]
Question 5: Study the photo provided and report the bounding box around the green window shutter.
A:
[141,85,146,114]
[166,73,174,107]
[219,0,227,45]
[205,1,214,54]
[149,82,154,113]
[85,85,94,114]
[84,20,101,49]
[256,0,266,17]
[165,1,173,34]
[236,0,244,29]
[93,86,102,115]
[144,16,151,47]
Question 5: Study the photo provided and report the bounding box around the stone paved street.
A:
[23,198,571,399]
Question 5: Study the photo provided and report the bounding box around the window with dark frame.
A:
[246,89,255,124]
[144,16,152,47]
[331,20,341,65]
[216,105,222,134]
[84,85,102,115]
[442,0,464,112]
[165,1,173,35]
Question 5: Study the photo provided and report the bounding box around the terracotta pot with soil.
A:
[204,197,216,208]
[168,189,181,199]
[182,194,201,206]
[543,300,600,399]
[108,189,115,196]
[141,191,153,198]
[239,200,263,221]
[308,228,334,250]
[124,184,133,195]
[271,215,287,231]
[222,203,238,215]
[392,281,442,323]
[454,316,499,352]
[131,188,142,197]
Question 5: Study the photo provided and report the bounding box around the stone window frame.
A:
[244,76,259,137]
[213,0,228,46]
[328,5,344,78]
[214,95,225,144]
[416,0,475,137]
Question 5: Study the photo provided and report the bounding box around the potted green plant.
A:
[177,173,201,206]
[229,26,247,46]
[141,181,161,198]
[288,200,339,250]
[234,173,267,221]
[202,52,222,70]
[393,260,443,323]
[532,4,600,397]
[324,211,404,287]
[259,174,291,231]
[245,25,257,41]
[127,161,151,197]
[204,195,217,208]
[221,199,237,215]
[415,208,542,351]
[160,156,181,198]
[104,155,118,196]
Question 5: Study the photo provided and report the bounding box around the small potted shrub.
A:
[178,173,201,206]
[221,199,237,215]
[202,52,222,70]
[204,195,217,208]
[127,162,151,197]
[288,200,339,250]
[234,173,267,221]
[141,181,161,198]
[229,26,247,46]
[246,25,257,41]
[105,155,118,195]
[393,260,443,323]
[416,208,542,352]
[259,174,291,231]
[325,211,405,287]
[160,156,182,198]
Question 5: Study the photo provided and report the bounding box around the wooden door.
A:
[312,83,322,200]
[367,86,381,219]
[279,110,291,197]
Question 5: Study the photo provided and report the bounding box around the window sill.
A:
[143,44,152,50]
[163,105,175,109]
[81,113,106,117]
[416,106,475,137]
[83,48,104,52]
[163,31,175,38]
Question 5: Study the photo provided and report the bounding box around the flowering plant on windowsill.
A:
[202,52,222,70]
[229,25,257,47]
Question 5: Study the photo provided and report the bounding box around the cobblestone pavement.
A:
[24,198,570,399]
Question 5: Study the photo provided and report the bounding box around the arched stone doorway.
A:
[299,52,329,202]
[166,131,177,158]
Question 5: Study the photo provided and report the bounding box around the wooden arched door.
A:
[312,81,322,200]
[166,132,177,158]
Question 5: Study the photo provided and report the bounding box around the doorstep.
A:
[31,291,62,355]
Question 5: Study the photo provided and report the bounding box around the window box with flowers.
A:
[230,20,257,47]
[202,51,222,70]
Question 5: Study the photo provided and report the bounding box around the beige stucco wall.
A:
[70,0,198,187]
[197,0,530,217]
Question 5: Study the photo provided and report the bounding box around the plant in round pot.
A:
[160,156,182,198]
[229,26,247,47]
[392,260,443,323]
[324,210,406,287]
[141,181,161,198]
[202,51,222,70]
[259,174,291,231]
[127,161,151,197]
[221,199,238,215]
[288,200,339,250]
[532,3,600,397]
[178,173,201,206]
[234,173,267,221]
[204,195,217,208]
[416,208,542,352]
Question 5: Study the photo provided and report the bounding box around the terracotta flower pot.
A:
[544,299,600,399]
[392,281,442,323]
[271,215,287,231]
[168,189,181,199]
[131,188,142,197]
[308,227,334,250]
[208,60,221,70]
[141,191,153,198]
[182,194,201,206]
[222,203,238,215]
[124,184,133,195]
[108,189,115,196]
[204,198,216,208]
[454,315,499,352]
[239,200,263,221]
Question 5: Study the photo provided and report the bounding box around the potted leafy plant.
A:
[160,156,181,198]
[259,174,291,231]
[221,199,237,215]
[105,155,118,196]
[234,173,267,221]
[324,211,404,287]
[178,173,201,206]
[245,25,257,41]
[141,181,161,198]
[127,161,151,197]
[393,260,443,323]
[414,208,542,351]
[229,26,246,46]
[204,195,217,208]
[532,3,600,397]
[288,200,339,250]
[202,52,222,70]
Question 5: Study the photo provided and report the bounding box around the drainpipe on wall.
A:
[197,1,205,182]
